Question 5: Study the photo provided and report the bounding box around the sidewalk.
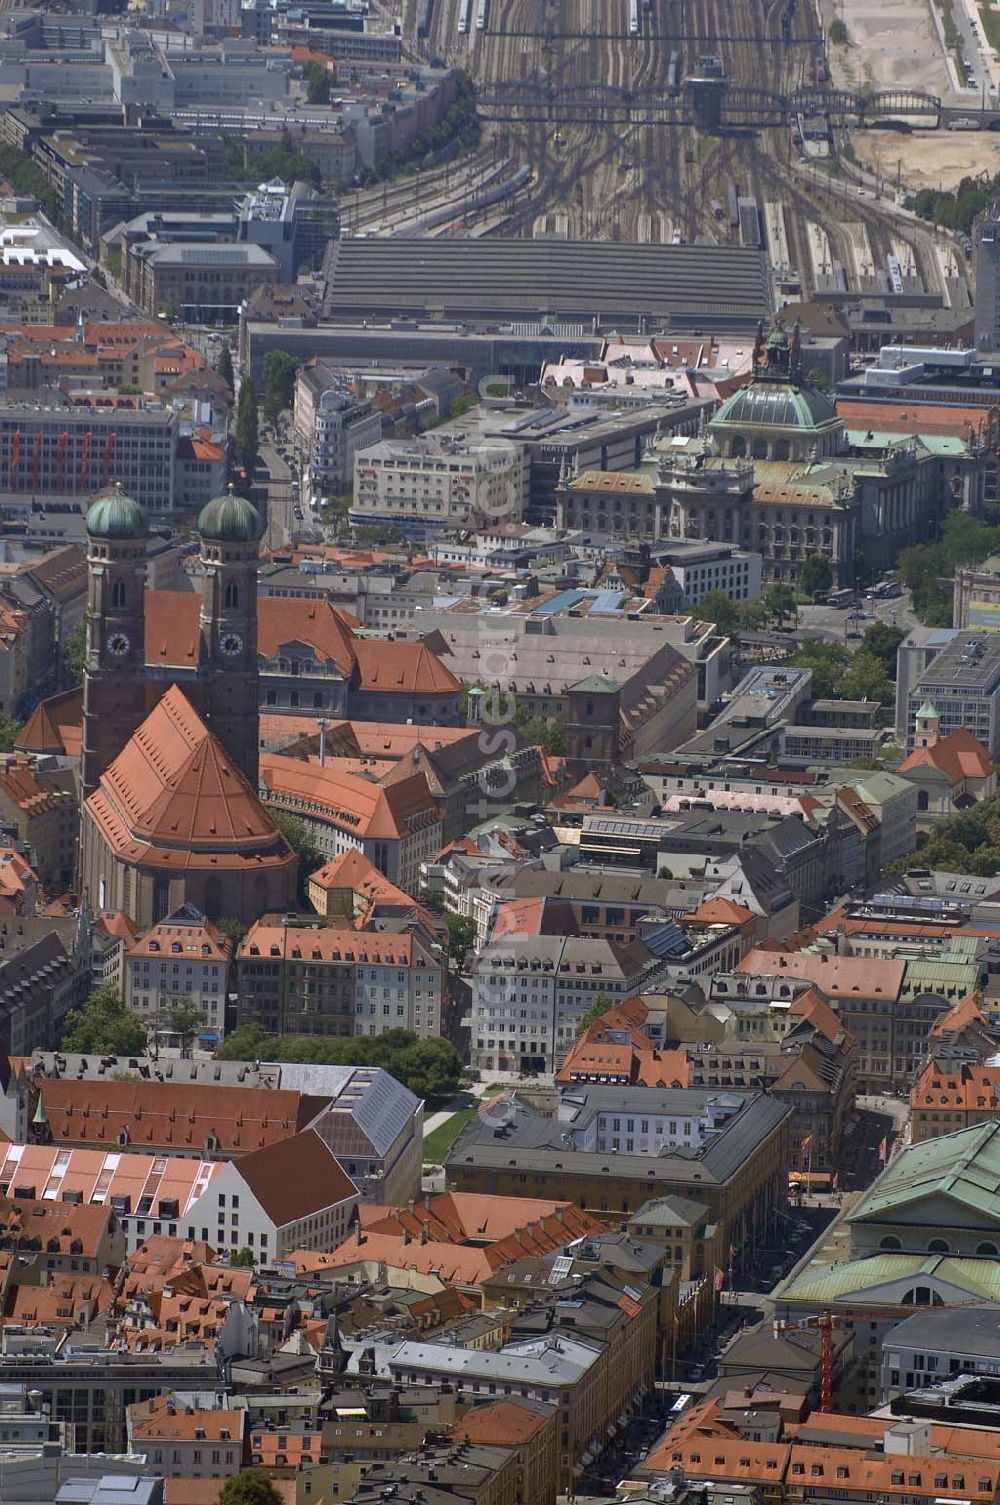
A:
[421,1078,492,1137]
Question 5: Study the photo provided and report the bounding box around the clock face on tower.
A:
[221,632,244,657]
[107,631,131,657]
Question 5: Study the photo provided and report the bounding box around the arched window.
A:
[225,580,239,609]
[927,1238,950,1254]
[203,876,222,921]
[112,580,126,609]
[977,1241,998,1256]
[751,437,769,461]
[731,437,747,458]
[879,1235,901,1251]
[774,438,791,461]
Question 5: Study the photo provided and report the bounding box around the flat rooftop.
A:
[324,239,773,329]
[916,631,1000,691]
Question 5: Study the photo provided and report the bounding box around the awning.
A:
[197,1030,219,1042]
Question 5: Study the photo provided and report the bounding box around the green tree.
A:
[418,886,446,914]
[220,136,321,189]
[159,998,206,1058]
[787,639,850,698]
[215,1021,270,1062]
[304,60,333,104]
[260,350,299,424]
[62,982,148,1056]
[838,650,895,707]
[576,992,614,1037]
[444,913,476,971]
[216,916,248,948]
[800,556,833,600]
[0,711,21,753]
[270,810,323,903]
[396,1037,463,1101]
[882,795,1000,876]
[859,622,904,678]
[218,1469,286,1505]
[216,1025,462,1103]
[737,598,771,632]
[229,1247,256,1267]
[217,341,234,390]
[828,17,849,42]
[64,620,87,686]
[235,377,259,474]
[764,583,797,628]
[513,707,567,756]
[696,589,740,637]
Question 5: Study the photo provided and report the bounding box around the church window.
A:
[225,581,239,609]
[112,580,126,609]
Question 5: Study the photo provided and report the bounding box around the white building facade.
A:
[351,436,525,537]
[469,934,654,1074]
[123,905,231,1041]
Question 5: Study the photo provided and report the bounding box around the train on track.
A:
[476,0,488,30]
[458,0,470,34]
[667,49,682,94]
[412,164,533,232]
[628,0,640,36]
[417,0,433,36]
[738,196,762,248]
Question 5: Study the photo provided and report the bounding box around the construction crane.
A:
[776,1298,994,1413]
[773,1313,841,1412]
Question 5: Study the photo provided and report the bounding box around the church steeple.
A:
[30,1086,52,1145]
[81,483,149,802]
[196,488,264,788]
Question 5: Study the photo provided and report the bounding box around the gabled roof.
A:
[353,637,460,695]
[236,1128,358,1226]
[17,686,83,757]
[260,754,441,841]
[145,590,199,668]
[848,1120,1000,1225]
[897,728,994,787]
[126,911,231,963]
[911,1059,1000,1112]
[31,1076,325,1156]
[86,686,293,872]
[736,947,905,1000]
[450,1397,554,1444]
[257,596,357,673]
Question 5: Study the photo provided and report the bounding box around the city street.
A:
[257,441,297,551]
[795,586,917,647]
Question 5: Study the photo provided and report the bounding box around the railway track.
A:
[409,0,969,306]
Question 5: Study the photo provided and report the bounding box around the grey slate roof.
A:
[325,238,772,327]
[884,1305,1000,1356]
[447,1088,788,1185]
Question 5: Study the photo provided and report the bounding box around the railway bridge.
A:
[476,77,1000,130]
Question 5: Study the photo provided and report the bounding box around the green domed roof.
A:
[198,487,264,543]
[710,380,839,432]
[86,483,148,540]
